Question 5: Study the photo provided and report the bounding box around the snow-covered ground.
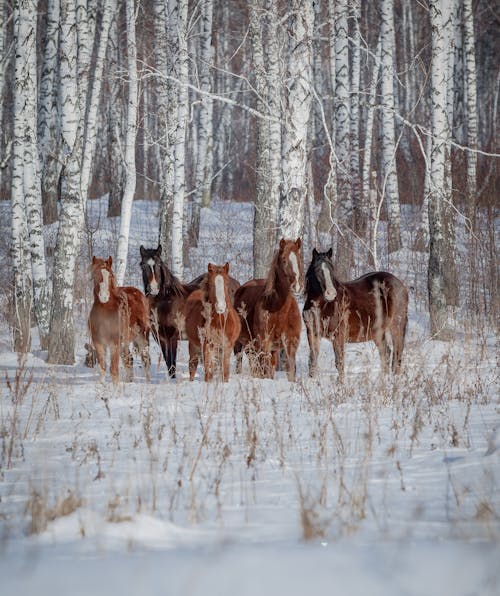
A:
[0,198,498,595]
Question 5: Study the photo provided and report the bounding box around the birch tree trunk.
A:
[48,0,84,364]
[38,0,60,225]
[330,0,352,275]
[107,9,124,218]
[80,0,115,198]
[251,0,281,278]
[190,0,214,247]
[115,0,138,285]
[463,0,478,208]
[279,0,314,240]
[428,0,451,338]
[349,0,362,232]
[380,0,402,253]
[170,0,189,278]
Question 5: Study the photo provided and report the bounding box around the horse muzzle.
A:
[323,289,337,302]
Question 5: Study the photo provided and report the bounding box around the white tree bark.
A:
[349,0,361,231]
[80,0,115,198]
[463,0,478,206]
[37,0,60,224]
[428,0,451,338]
[279,0,314,240]
[170,0,189,278]
[380,0,402,253]
[48,0,84,364]
[191,0,214,246]
[115,0,138,285]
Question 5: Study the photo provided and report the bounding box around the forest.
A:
[0,0,497,364]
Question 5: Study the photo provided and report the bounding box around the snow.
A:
[0,197,498,595]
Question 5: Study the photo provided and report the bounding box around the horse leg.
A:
[304,309,320,377]
[222,341,231,382]
[94,343,107,382]
[110,344,120,384]
[188,342,199,381]
[391,321,406,374]
[121,343,134,382]
[167,332,179,379]
[375,334,391,374]
[203,342,214,382]
[234,341,243,374]
[333,338,345,381]
[284,338,298,382]
[134,333,151,382]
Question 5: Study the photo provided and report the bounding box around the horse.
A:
[139,245,240,378]
[184,262,241,382]
[233,238,303,381]
[303,248,408,379]
[89,256,151,384]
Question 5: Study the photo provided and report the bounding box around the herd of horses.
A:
[89,239,408,384]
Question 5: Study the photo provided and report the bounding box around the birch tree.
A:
[349,0,362,232]
[428,0,452,338]
[190,0,214,247]
[279,0,314,240]
[169,0,189,278]
[115,0,138,285]
[380,0,402,253]
[37,0,60,224]
[251,0,282,278]
[47,0,82,364]
[463,0,478,208]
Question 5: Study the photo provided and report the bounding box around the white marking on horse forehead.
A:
[214,274,226,314]
[147,258,155,271]
[289,251,299,278]
[321,262,337,300]
[98,269,110,303]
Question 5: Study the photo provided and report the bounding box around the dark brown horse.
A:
[303,248,408,379]
[140,245,240,378]
[89,256,151,384]
[234,238,303,381]
[185,262,241,382]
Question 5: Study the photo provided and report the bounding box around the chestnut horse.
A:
[303,248,408,379]
[234,238,303,381]
[139,245,240,378]
[89,256,151,384]
[185,262,241,382]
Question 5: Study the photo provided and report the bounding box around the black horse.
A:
[303,248,408,378]
[140,245,240,378]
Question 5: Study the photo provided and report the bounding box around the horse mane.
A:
[159,262,190,298]
[263,248,290,312]
[304,261,323,298]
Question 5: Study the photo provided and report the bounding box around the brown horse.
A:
[140,245,240,378]
[89,256,151,384]
[303,248,408,379]
[234,238,303,381]
[185,262,241,382]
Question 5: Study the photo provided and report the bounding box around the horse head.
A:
[311,247,337,302]
[140,244,163,297]
[207,262,230,315]
[91,255,115,303]
[278,238,304,295]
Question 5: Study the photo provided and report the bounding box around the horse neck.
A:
[264,260,292,311]
[159,263,187,298]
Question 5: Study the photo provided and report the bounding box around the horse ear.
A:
[140,245,146,257]
[224,262,229,273]
[208,263,213,272]
[157,244,162,256]
[295,238,302,250]
[327,247,333,258]
[279,238,286,250]
[107,256,113,267]
[312,248,318,258]
[92,256,96,265]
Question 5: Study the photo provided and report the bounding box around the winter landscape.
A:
[0,0,499,595]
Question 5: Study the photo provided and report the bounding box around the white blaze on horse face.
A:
[289,252,302,293]
[214,274,226,314]
[98,269,110,303]
[147,258,159,296]
[321,262,337,302]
